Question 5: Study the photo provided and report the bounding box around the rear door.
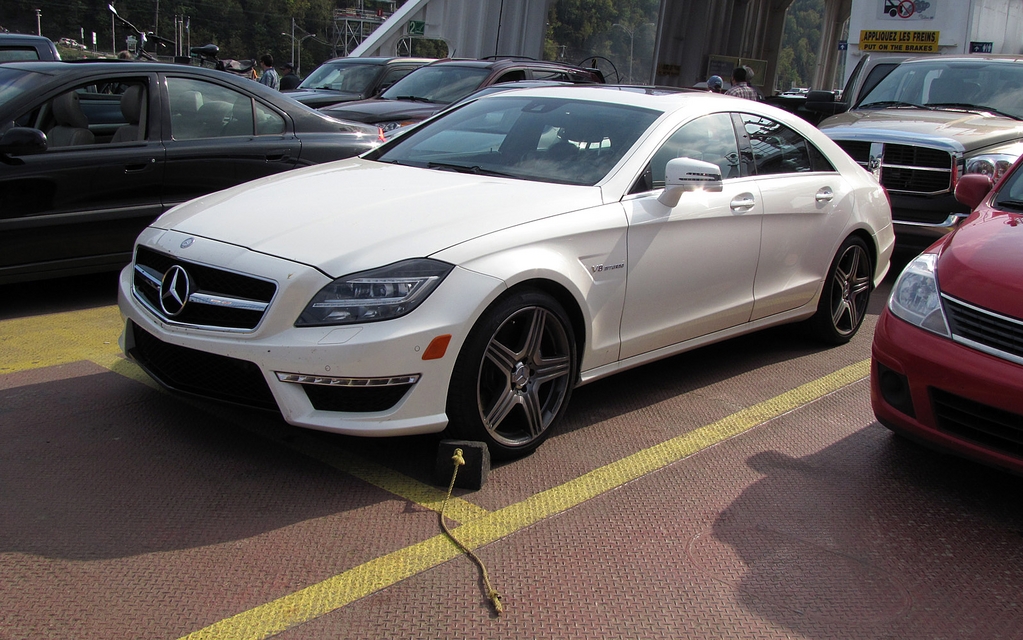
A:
[160,74,299,209]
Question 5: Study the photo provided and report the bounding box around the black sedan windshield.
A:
[858,60,1023,119]
[298,62,379,92]
[369,95,660,186]
[379,66,491,105]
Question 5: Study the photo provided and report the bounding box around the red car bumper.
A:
[871,308,1023,475]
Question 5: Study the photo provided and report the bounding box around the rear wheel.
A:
[446,290,577,460]
[809,236,873,344]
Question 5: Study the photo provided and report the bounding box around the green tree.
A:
[777,0,823,91]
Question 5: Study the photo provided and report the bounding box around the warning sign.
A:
[859,30,940,53]
[879,0,937,21]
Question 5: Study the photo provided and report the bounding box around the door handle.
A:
[730,193,756,211]
[125,157,157,173]
[815,186,835,202]
[265,150,290,162]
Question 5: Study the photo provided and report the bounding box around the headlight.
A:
[964,153,1018,180]
[887,253,950,337]
[296,258,454,326]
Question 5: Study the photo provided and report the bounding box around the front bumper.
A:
[871,309,1023,475]
[117,231,503,437]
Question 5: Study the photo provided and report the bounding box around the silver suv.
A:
[815,55,1023,252]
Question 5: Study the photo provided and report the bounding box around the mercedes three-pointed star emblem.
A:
[159,265,192,316]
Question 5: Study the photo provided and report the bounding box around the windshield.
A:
[993,162,1023,211]
[857,60,1023,119]
[0,67,38,109]
[379,66,491,105]
[368,95,660,186]
[297,62,380,93]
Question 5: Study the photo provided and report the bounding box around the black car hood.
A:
[284,88,366,108]
[320,98,443,124]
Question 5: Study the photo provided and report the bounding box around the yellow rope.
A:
[440,448,504,615]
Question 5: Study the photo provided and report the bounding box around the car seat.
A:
[110,85,145,143]
[48,91,95,147]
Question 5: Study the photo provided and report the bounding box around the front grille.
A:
[944,294,1023,362]
[132,246,277,331]
[832,140,954,195]
[302,383,413,412]
[931,388,1023,458]
[128,320,279,411]
[835,140,870,165]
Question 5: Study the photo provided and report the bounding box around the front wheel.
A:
[446,290,577,460]
[808,236,873,344]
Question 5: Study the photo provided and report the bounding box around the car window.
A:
[380,66,491,104]
[741,114,833,175]
[371,95,660,186]
[378,67,417,91]
[13,78,149,148]
[298,63,379,92]
[858,60,1023,119]
[633,113,741,193]
[495,70,527,83]
[0,48,41,62]
[531,70,571,82]
[168,77,273,140]
[0,67,37,109]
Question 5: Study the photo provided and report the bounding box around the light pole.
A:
[36,8,42,36]
[281,28,315,76]
[612,22,654,84]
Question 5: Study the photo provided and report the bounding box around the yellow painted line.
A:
[0,304,482,520]
[180,359,871,640]
[0,306,124,374]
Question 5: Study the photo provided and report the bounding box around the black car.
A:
[0,34,60,62]
[284,56,433,109]
[321,57,606,133]
[0,61,381,284]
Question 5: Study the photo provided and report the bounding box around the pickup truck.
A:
[809,54,1023,252]
[0,34,60,62]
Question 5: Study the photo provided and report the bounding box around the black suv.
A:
[321,57,605,133]
[284,56,434,109]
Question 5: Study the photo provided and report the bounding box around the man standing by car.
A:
[258,54,280,90]
[725,66,758,100]
[279,62,301,90]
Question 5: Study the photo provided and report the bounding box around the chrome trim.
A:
[131,290,261,334]
[275,372,421,387]
[944,294,1023,366]
[893,213,968,229]
[189,292,269,312]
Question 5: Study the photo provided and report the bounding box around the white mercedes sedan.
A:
[118,85,894,458]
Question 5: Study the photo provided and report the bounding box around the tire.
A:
[808,236,873,344]
[446,289,577,460]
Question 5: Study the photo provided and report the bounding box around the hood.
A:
[321,98,443,124]
[284,88,365,108]
[820,108,1023,152]
[152,158,603,278]
[937,206,1023,319]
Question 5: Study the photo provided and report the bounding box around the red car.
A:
[871,161,1023,475]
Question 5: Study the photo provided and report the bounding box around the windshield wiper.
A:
[995,198,1023,210]
[393,95,434,103]
[859,100,933,110]
[426,161,517,178]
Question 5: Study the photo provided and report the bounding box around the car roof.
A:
[899,54,1023,64]
[0,33,54,43]
[1,60,248,76]
[423,57,599,73]
[469,83,722,112]
[319,56,434,66]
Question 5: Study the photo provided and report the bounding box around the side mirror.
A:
[658,157,723,207]
[0,127,47,156]
[954,173,994,210]
[804,89,849,115]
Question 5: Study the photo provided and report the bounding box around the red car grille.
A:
[943,294,1023,361]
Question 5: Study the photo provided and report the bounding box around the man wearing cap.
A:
[725,66,758,100]
[707,75,723,93]
[279,62,301,90]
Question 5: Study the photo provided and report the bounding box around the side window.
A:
[740,114,833,175]
[255,102,285,135]
[632,113,740,193]
[168,77,256,140]
[494,70,527,84]
[19,78,148,148]
[379,67,416,92]
[531,70,570,82]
